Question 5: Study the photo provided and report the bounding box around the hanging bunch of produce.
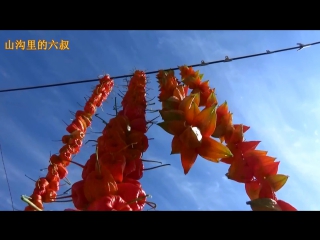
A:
[22,75,114,211]
[156,66,297,211]
[20,66,297,211]
[69,70,151,211]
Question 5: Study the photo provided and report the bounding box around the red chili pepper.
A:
[277,200,297,211]
[93,85,104,95]
[71,130,85,140]
[99,74,111,83]
[47,163,67,180]
[36,178,49,189]
[59,145,73,154]
[68,138,82,151]
[50,154,62,165]
[66,123,82,134]
[33,186,46,196]
[89,93,102,106]
[77,116,90,129]
[259,180,277,200]
[123,178,141,188]
[42,188,57,203]
[123,159,136,177]
[117,110,124,116]
[82,154,97,180]
[75,110,92,120]
[59,145,73,166]
[100,92,109,102]
[25,206,37,211]
[97,136,107,150]
[87,195,132,211]
[99,153,126,183]
[56,163,68,179]
[81,115,92,127]
[72,118,86,132]
[130,118,147,133]
[62,135,72,144]
[84,102,96,115]
[59,151,72,166]
[117,183,146,211]
[127,131,149,153]
[46,169,58,182]
[124,104,146,121]
[47,175,60,191]
[124,149,142,162]
[31,193,42,202]
[126,158,143,180]
[71,180,89,210]
[83,170,118,202]
[75,113,92,127]
[30,195,44,210]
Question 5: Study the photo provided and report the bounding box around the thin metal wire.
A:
[0,144,14,211]
[0,41,319,93]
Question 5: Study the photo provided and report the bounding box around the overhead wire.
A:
[0,144,14,211]
[0,41,319,93]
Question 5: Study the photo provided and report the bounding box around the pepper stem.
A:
[85,140,98,145]
[24,174,36,182]
[143,164,171,171]
[21,195,42,211]
[114,97,118,115]
[141,159,162,164]
[63,177,72,185]
[55,195,72,200]
[95,114,108,124]
[112,142,138,156]
[119,194,151,210]
[146,201,157,210]
[95,146,102,176]
[61,159,85,168]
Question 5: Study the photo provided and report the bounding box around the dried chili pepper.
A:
[123,159,136,177]
[126,158,143,180]
[71,180,89,210]
[24,74,114,211]
[42,188,57,203]
[48,175,60,191]
[82,154,97,180]
[99,153,126,183]
[123,178,141,188]
[84,102,96,115]
[87,195,132,211]
[117,183,146,211]
[83,169,118,202]
[129,118,147,133]
[50,154,62,165]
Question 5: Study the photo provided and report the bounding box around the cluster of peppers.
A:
[156,66,297,211]
[23,75,114,211]
[64,70,150,211]
[22,65,297,211]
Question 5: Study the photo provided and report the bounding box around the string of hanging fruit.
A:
[21,67,297,211]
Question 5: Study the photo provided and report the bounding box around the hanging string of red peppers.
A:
[22,67,297,211]
[156,66,297,211]
[22,75,114,211]
[74,70,151,211]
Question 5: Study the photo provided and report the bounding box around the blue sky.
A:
[0,30,320,211]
